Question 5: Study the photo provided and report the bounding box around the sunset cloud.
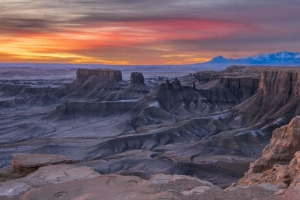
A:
[0,0,299,64]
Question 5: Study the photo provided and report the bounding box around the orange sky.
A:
[0,0,299,64]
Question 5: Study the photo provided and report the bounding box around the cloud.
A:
[0,0,300,64]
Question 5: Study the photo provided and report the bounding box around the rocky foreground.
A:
[0,156,286,200]
[2,116,300,199]
[235,116,300,199]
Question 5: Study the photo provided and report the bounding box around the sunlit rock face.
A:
[235,116,300,200]
[248,116,300,174]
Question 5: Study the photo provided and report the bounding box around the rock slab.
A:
[0,164,100,197]
[11,153,72,176]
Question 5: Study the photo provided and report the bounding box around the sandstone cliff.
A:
[259,69,300,95]
[76,68,122,81]
[236,116,300,199]
[130,72,144,84]
[248,116,300,174]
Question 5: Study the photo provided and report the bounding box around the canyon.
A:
[1,65,300,199]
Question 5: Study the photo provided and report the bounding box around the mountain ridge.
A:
[200,51,300,66]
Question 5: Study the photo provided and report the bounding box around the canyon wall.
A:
[235,116,300,199]
[259,70,300,95]
[220,76,259,101]
[195,67,261,102]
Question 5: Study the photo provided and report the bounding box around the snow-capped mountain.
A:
[202,51,300,66]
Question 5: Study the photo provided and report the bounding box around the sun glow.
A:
[0,19,252,64]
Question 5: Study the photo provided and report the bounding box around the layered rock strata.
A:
[259,70,300,95]
[236,116,300,199]
[248,116,300,174]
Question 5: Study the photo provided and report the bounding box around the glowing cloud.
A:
[0,0,299,64]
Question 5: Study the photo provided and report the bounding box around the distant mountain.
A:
[201,51,300,66]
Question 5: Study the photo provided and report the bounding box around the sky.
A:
[0,0,300,65]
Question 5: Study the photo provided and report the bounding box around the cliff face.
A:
[76,68,122,81]
[220,77,259,101]
[130,72,144,84]
[194,67,261,102]
[234,69,300,127]
[259,70,300,95]
[248,116,300,174]
[236,116,300,199]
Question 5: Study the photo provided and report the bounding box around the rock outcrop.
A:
[235,116,300,199]
[76,68,122,81]
[19,173,284,200]
[247,116,300,174]
[130,72,144,84]
[11,153,72,177]
[0,164,100,197]
[160,77,182,91]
